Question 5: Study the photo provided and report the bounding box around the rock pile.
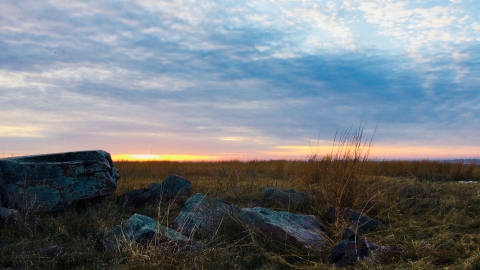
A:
[1,151,393,267]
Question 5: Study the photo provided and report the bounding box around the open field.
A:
[1,155,480,269]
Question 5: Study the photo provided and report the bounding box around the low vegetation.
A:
[1,133,480,269]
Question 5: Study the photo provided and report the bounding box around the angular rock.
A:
[0,207,22,227]
[172,193,240,238]
[327,207,380,232]
[237,206,327,252]
[103,213,192,253]
[262,187,307,209]
[118,174,191,207]
[327,228,394,267]
[0,150,119,212]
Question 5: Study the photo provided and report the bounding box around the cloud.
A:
[0,0,479,158]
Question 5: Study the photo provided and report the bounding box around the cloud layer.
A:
[1,0,479,159]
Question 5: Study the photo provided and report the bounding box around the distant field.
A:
[1,156,480,269]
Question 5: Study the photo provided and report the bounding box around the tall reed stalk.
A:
[306,125,375,209]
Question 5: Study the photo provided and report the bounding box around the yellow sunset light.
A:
[112,154,220,161]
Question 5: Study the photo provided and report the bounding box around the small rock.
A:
[118,174,191,207]
[103,213,191,253]
[327,228,393,267]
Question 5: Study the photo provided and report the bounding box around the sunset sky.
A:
[1,0,479,161]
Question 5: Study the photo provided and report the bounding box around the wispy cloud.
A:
[0,0,479,159]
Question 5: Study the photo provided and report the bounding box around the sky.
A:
[1,0,480,161]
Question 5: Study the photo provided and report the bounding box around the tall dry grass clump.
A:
[304,126,379,210]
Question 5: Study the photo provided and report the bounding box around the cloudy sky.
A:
[1,0,479,160]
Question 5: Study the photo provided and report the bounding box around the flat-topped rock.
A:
[0,150,119,212]
[238,206,327,252]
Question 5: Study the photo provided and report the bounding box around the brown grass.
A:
[1,129,480,269]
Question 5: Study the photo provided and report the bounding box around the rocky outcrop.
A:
[237,206,327,252]
[262,187,307,209]
[118,174,191,207]
[327,228,394,267]
[0,150,119,212]
[172,193,240,238]
[327,207,380,232]
[103,213,202,253]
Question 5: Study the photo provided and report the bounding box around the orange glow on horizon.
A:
[111,144,479,162]
[112,154,220,161]
[263,144,480,160]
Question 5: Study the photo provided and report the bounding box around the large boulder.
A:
[237,206,327,252]
[262,187,307,210]
[0,150,119,212]
[103,213,204,253]
[327,207,380,232]
[118,174,191,207]
[172,193,240,238]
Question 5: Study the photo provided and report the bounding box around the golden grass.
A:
[1,129,480,268]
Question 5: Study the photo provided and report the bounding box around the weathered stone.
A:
[103,213,191,253]
[118,174,191,207]
[262,187,307,209]
[327,228,394,267]
[237,206,327,252]
[327,207,380,232]
[0,207,22,226]
[172,193,240,238]
[0,150,119,212]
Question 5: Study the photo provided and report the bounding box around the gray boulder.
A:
[0,207,22,227]
[103,213,197,253]
[262,187,307,209]
[0,150,119,212]
[327,207,380,232]
[118,174,191,207]
[237,206,327,252]
[172,193,240,238]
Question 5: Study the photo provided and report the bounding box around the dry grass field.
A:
[1,133,480,269]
